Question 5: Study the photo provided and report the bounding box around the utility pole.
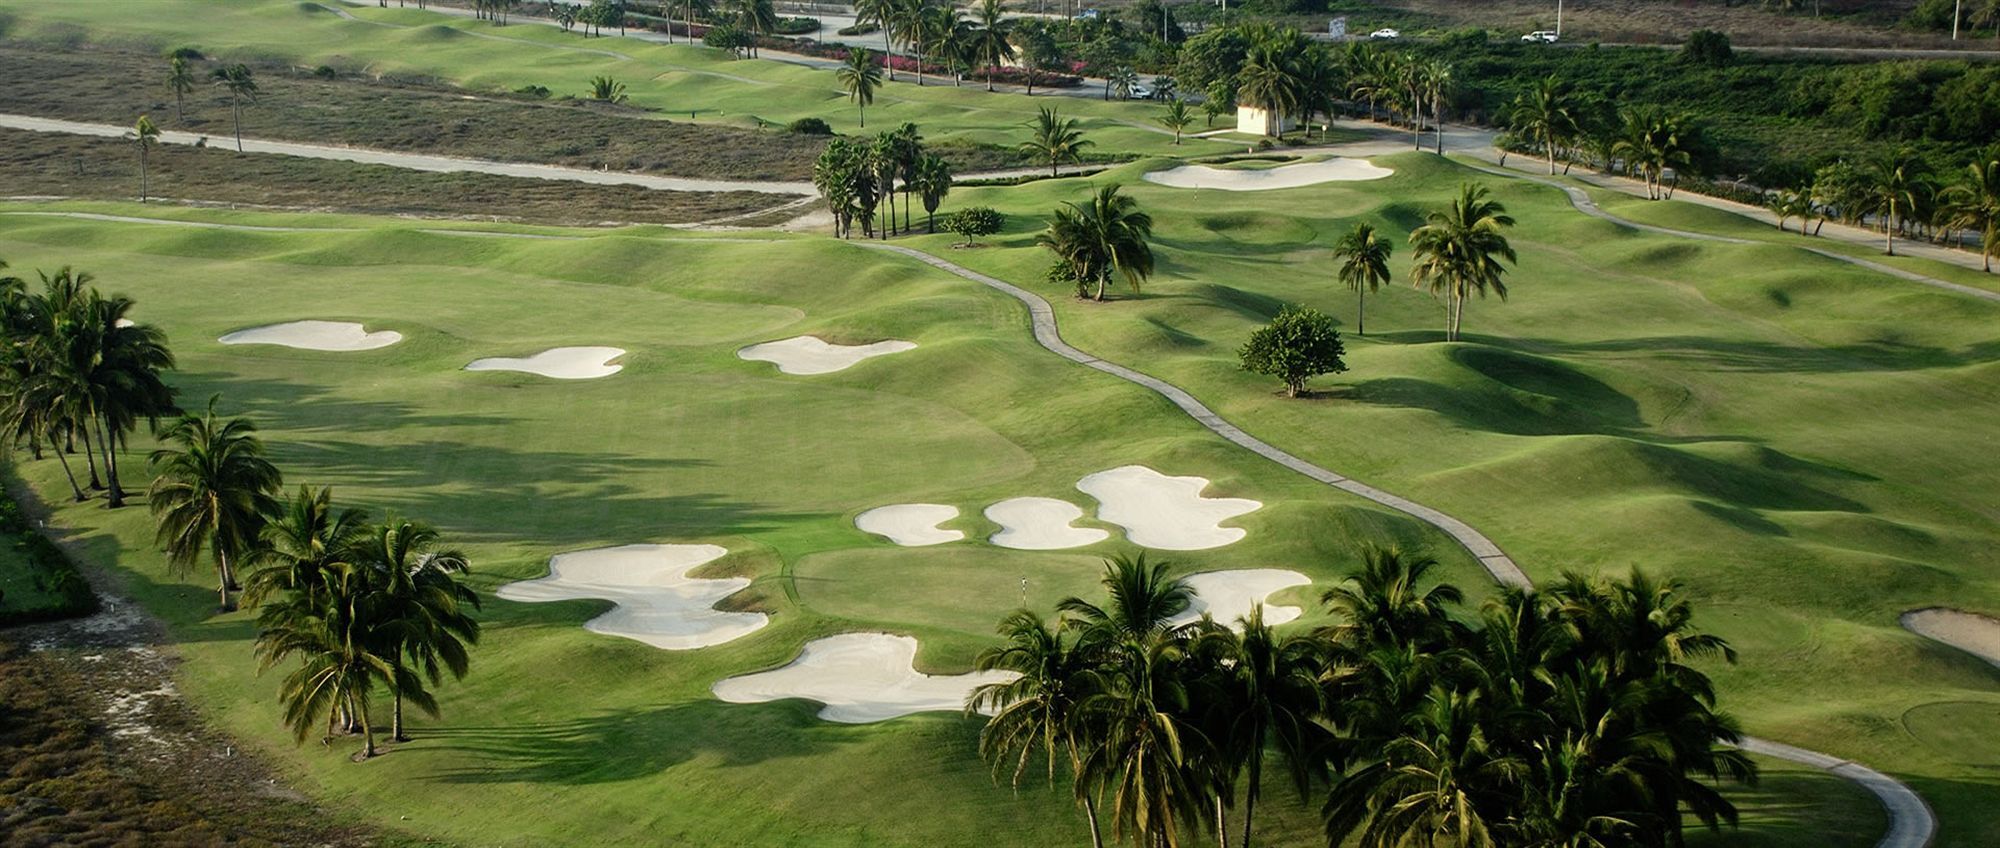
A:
[1953,0,1962,39]
[1556,0,1564,37]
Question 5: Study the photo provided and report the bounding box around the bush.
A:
[1680,30,1733,67]
[787,117,833,136]
[165,45,204,61]
[773,16,819,35]
[945,207,1004,246]
[515,83,552,98]
[0,491,96,626]
[311,64,338,79]
[704,24,752,54]
[1238,305,1346,397]
[837,22,880,36]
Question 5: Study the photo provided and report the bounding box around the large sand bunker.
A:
[985,497,1110,550]
[1171,569,1312,631]
[856,504,964,546]
[738,336,917,375]
[711,632,1018,722]
[465,346,625,379]
[218,320,402,351]
[1142,158,1393,191]
[1903,607,2000,669]
[1077,466,1261,550]
[495,544,766,650]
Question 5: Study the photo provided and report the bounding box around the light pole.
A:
[1953,0,1962,40]
[1556,0,1564,37]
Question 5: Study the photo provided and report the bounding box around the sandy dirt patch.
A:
[1170,569,1313,631]
[1903,607,2000,669]
[737,335,917,375]
[464,346,625,379]
[984,497,1110,550]
[218,319,402,351]
[1141,158,1393,191]
[856,504,964,546]
[711,632,1017,723]
[1076,465,1261,550]
[495,544,766,650]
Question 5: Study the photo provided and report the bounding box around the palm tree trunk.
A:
[217,550,235,611]
[174,90,184,123]
[97,414,123,507]
[1083,795,1105,848]
[139,150,149,202]
[80,417,102,490]
[49,434,84,502]
[1215,796,1229,848]
[232,100,244,153]
[358,694,377,758]
[884,29,896,81]
[1887,213,1897,255]
[1547,140,1557,175]
[393,682,407,741]
[1357,289,1366,336]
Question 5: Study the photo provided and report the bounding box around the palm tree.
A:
[586,75,627,103]
[147,397,281,611]
[1767,188,1817,235]
[1191,608,1328,848]
[210,63,258,153]
[854,0,901,81]
[838,49,883,128]
[971,0,1013,91]
[1107,66,1139,101]
[732,0,777,57]
[353,519,479,742]
[244,485,369,609]
[1864,148,1932,256]
[1060,554,1194,643]
[1939,158,1999,271]
[1975,0,2000,41]
[1019,107,1093,178]
[1160,99,1193,145]
[254,559,398,759]
[128,116,160,203]
[1237,54,1302,137]
[970,610,1107,848]
[1332,222,1393,336]
[912,153,952,233]
[1408,183,1517,342]
[80,290,174,507]
[1509,75,1578,176]
[1038,185,1154,302]
[1324,688,1514,848]
[1319,546,1466,655]
[166,56,196,124]
[1423,59,1453,154]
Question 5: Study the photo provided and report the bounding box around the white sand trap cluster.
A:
[712,633,1018,723]
[218,320,403,351]
[1077,466,1261,550]
[856,504,964,546]
[495,544,766,650]
[985,497,1110,550]
[737,335,917,375]
[464,346,625,379]
[1142,158,1394,191]
[1170,570,1313,631]
[1902,607,2000,669]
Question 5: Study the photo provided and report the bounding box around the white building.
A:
[1236,105,1295,137]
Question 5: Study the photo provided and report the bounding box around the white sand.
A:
[856,504,964,546]
[114,317,136,329]
[1170,569,1313,631]
[464,346,625,379]
[1141,158,1394,191]
[218,320,403,351]
[711,632,1018,723]
[737,335,917,375]
[494,544,766,650]
[985,497,1110,550]
[1902,607,2000,669]
[1076,466,1261,550]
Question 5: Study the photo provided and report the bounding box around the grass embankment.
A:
[891,151,2000,845]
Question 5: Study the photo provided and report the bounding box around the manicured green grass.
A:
[890,151,2000,846]
[0,534,57,617]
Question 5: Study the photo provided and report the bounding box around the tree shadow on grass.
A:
[1511,334,2000,376]
[176,372,520,436]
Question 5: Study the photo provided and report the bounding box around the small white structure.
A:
[1236,105,1295,137]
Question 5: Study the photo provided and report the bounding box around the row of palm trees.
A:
[970,550,1755,848]
[162,53,260,152]
[1504,76,1712,200]
[811,122,953,239]
[1775,153,2000,265]
[855,0,1022,90]
[1195,27,1452,150]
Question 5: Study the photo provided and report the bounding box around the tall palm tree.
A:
[1191,608,1329,848]
[1424,59,1453,154]
[911,152,952,233]
[1864,148,1932,256]
[1939,158,1999,271]
[128,116,160,203]
[1509,75,1578,176]
[254,559,400,759]
[970,610,1107,848]
[1237,53,1302,137]
[1019,107,1093,178]
[81,290,175,506]
[1037,185,1154,302]
[166,56,196,124]
[732,0,778,57]
[244,485,369,609]
[1332,222,1393,336]
[838,49,883,128]
[353,518,479,742]
[147,397,281,611]
[1319,546,1464,654]
[210,63,258,153]
[971,0,1013,91]
[1408,183,1517,342]
[854,0,901,81]
[1060,554,1194,643]
[1324,688,1514,848]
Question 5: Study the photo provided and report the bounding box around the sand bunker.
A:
[495,544,766,650]
[1142,158,1393,191]
[737,336,917,375]
[856,504,964,546]
[985,497,1110,550]
[1903,607,2000,669]
[218,320,402,351]
[1077,466,1261,550]
[711,632,1018,723]
[465,346,625,379]
[1170,569,1312,631]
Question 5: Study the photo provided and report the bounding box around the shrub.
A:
[165,45,204,61]
[788,117,833,135]
[1680,29,1733,67]
[1238,305,1346,397]
[773,16,819,35]
[945,206,1004,246]
[705,24,752,55]
[311,64,338,79]
[0,491,96,626]
[837,22,880,36]
[515,83,552,98]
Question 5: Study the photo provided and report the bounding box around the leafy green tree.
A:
[1019,107,1093,178]
[1680,29,1734,66]
[1038,185,1154,301]
[1409,183,1517,341]
[210,63,258,153]
[254,558,402,759]
[127,116,160,203]
[1332,222,1393,336]
[166,55,196,124]
[1768,188,1817,235]
[147,397,281,611]
[244,485,369,609]
[1238,306,1347,398]
[731,0,776,56]
[838,49,884,128]
[945,206,1003,246]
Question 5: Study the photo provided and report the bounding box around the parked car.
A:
[1522,30,1559,43]
[1369,28,1400,40]
[1128,84,1153,100]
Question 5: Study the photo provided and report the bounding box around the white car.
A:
[1369,28,1400,40]
[1128,84,1153,100]
[1522,30,1559,43]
